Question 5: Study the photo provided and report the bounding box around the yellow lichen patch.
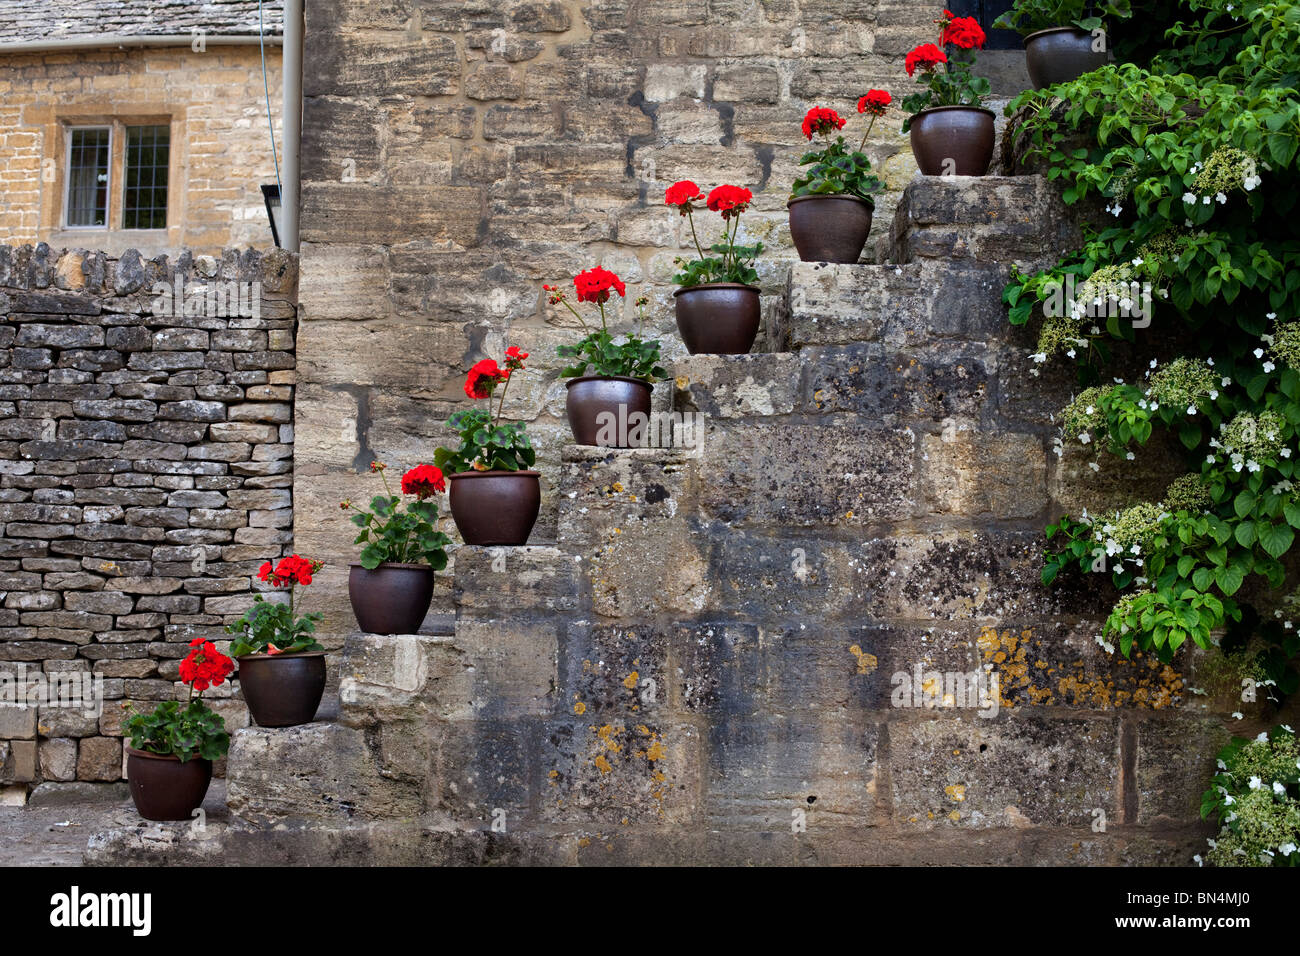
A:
[848,644,878,675]
[611,482,624,493]
[594,723,624,753]
[981,624,1186,710]
[948,810,962,822]
[594,754,613,774]
[574,701,586,715]
[622,671,639,690]
[645,736,666,762]
[945,783,967,803]
[578,837,591,848]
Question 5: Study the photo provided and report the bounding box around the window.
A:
[123,125,170,230]
[62,121,171,230]
[65,127,111,227]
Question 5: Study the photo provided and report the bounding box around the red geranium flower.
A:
[258,554,321,588]
[857,89,892,116]
[401,463,446,499]
[801,106,846,140]
[664,179,704,214]
[905,42,947,76]
[465,358,506,399]
[179,639,234,692]
[504,346,528,373]
[940,14,986,50]
[573,266,626,305]
[705,184,753,218]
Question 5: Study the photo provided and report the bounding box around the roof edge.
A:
[0,33,283,54]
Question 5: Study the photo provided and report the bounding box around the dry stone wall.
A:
[0,244,297,791]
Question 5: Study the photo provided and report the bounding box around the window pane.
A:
[123,125,170,230]
[66,128,110,227]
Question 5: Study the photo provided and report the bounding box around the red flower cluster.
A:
[939,11,986,49]
[179,639,234,692]
[401,463,446,499]
[257,554,321,588]
[573,266,626,304]
[905,42,947,76]
[706,184,753,218]
[801,106,846,140]
[505,346,528,370]
[465,358,507,399]
[858,89,892,116]
[664,179,704,213]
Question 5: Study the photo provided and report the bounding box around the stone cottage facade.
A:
[0,1,284,255]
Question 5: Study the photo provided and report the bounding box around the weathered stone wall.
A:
[0,45,282,255]
[293,0,939,629]
[0,244,297,792]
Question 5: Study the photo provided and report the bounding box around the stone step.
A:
[83,811,1207,866]
[774,261,1010,351]
[671,343,1005,427]
[885,174,1086,267]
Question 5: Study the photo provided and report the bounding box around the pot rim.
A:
[912,104,996,120]
[787,193,874,209]
[1024,25,1095,42]
[447,469,541,480]
[125,745,209,763]
[348,560,433,572]
[236,648,328,661]
[673,282,762,297]
[564,374,655,389]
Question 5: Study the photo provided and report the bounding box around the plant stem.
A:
[493,372,512,428]
[686,208,706,260]
[726,213,740,276]
[559,297,589,331]
[859,114,878,152]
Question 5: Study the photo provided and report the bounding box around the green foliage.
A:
[900,55,992,132]
[672,241,763,287]
[1012,0,1300,704]
[124,699,229,762]
[556,330,666,381]
[346,494,451,571]
[1200,726,1300,867]
[433,408,536,476]
[226,594,324,656]
[790,136,883,204]
[991,0,1133,36]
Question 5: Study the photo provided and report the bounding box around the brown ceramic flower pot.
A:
[348,562,434,635]
[448,470,540,546]
[565,375,653,447]
[909,105,995,177]
[1025,27,1109,90]
[126,746,213,822]
[237,650,327,727]
[787,195,874,264]
[673,283,761,355]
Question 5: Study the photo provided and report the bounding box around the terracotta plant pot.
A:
[787,195,874,264]
[126,746,213,822]
[909,105,996,177]
[448,470,540,546]
[565,375,653,447]
[673,283,761,355]
[1024,26,1108,90]
[237,650,327,726]
[348,562,434,635]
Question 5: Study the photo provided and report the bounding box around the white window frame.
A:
[63,124,113,230]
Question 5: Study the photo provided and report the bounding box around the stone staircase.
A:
[86,175,1234,865]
